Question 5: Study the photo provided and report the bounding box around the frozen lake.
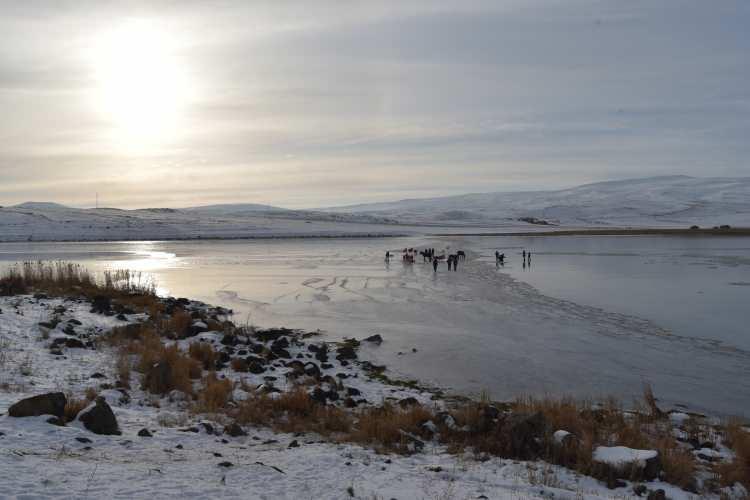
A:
[1,235,748,416]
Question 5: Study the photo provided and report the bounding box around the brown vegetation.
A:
[715,418,750,489]
[195,372,232,413]
[188,342,216,370]
[0,261,158,312]
[235,387,351,436]
[63,397,89,423]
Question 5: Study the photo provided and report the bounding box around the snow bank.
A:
[593,446,658,466]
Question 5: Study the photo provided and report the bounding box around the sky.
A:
[0,0,748,209]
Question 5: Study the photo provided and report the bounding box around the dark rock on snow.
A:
[224,422,247,437]
[8,392,66,419]
[78,397,121,435]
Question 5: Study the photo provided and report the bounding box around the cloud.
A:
[0,0,748,208]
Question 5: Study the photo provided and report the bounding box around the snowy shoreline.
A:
[1,288,748,499]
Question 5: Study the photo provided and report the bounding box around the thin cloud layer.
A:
[0,0,748,208]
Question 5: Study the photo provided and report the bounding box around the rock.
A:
[304,362,321,378]
[90,295,111,314]
[502,411,546,460]
[272,337,289,349]
[346,387,361,397]
[336,346,357,360]
[8,392,66,418]
[647,490,666,500]
[224,422,247,437]
[46,416,65,426]
[116,313,128,321]
[286,360,306,377]
[138,428,153,437]
[76,437,93,443]
[592,446,661,485]
[633,484,648,496]
[67,319,82,326]
[314,346,329,363]
[344,397,357,408]
[64,338,86,349]
[271,347,292,359]
[90,372,106,379]
[483,405,500,420]
[78,397,121,435]
[398,430,425,453]
[398,397,419,408]
[199,422,215,435]
[310,387,328,404]
[247,361,266,374]
[220,334,238,346]
[363,334,383,345]
[188,321,209,337]
[288,440,299,448]
[218,461,234,467]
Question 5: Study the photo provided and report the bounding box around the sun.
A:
[90,20,192,146]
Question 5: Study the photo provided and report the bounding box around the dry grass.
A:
[110,327,200,395]
[716,418,750,489]
[64,397,89,423]
[0,261,158,313]
[166,310,193,339]
[84,387,98,401]
[349,403,433,453]
[230,357,249,372]
[116,354,132,389]
[139,344,202,395]
[235,387,351,437]
[194,372,233,413]
[188,342,216,370]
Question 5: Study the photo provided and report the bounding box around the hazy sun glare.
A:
[90,21,192,147]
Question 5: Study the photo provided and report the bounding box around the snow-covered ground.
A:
[2,176,749,242]
[2,295,736,500]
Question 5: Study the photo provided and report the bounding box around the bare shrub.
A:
[195,372,232,413]
[64,397,89,423]
[188,342,216,370]
[716,418,750,489]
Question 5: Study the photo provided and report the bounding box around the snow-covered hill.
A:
[323,176,750,227]
[0,204,403,242]
[2,176,749,241]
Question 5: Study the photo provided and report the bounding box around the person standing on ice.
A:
[432,257,438,272]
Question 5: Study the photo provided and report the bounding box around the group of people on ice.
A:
[386,247,532,272]
[385,247,466,272]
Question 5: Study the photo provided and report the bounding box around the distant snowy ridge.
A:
[321,175,750,227]
[0,203,404,243]
[2,176,749,242]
